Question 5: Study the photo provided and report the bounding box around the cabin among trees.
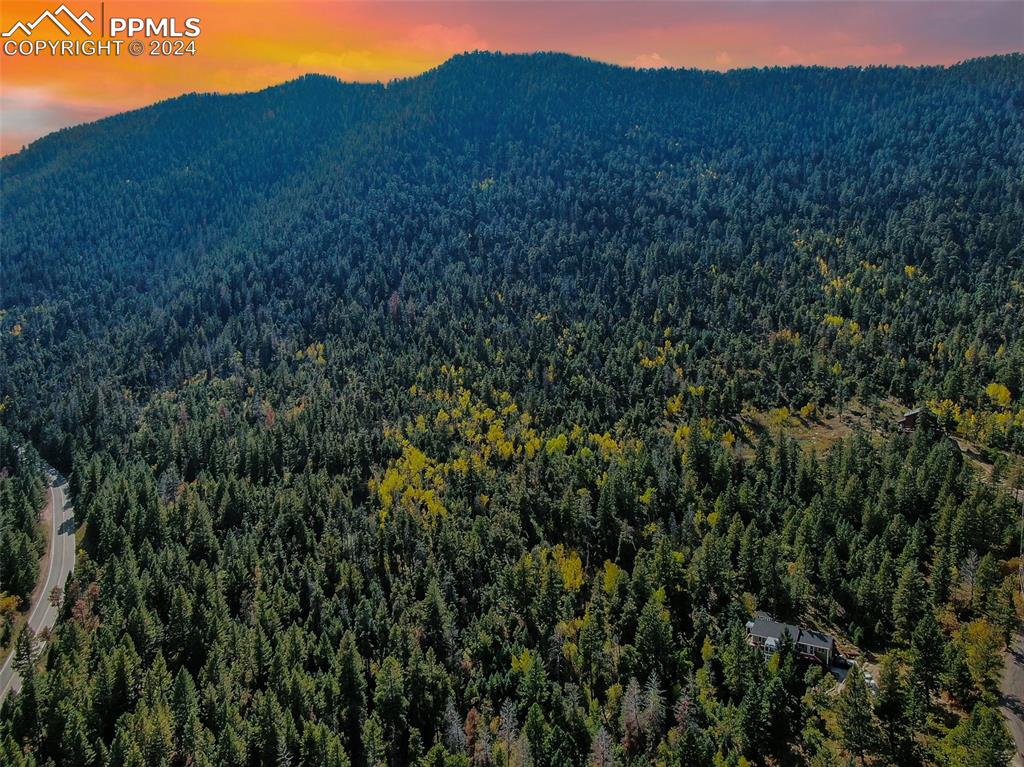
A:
[897,407,924,431]
[747,613,836,667]
[896,407,940,433]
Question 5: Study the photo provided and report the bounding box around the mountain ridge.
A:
[5,50,1022,161]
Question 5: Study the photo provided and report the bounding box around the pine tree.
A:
[362,714,386,767]
[522,704,548,767]
[661,690,714,767]
[930,545,955,605]
[639,673,665,752]
[939,704,1014,767]
[373,655,408,753]
[721,622,750,701]
[335,631,367,754]
[60,707,97,767]
[635,590,673,680]
[986,580,1018,641]
[13,626,35,676]
[1,732,37,767]
[620,677,642,754]
[443,701,467,755]
[891,563,924,642]
[836,665,878,764]
[498,699,518,765]
[217,723,247,767]
[874,654,910,763]
[942,639,975,704]
[588,727,613,767]
[909,610,945,697]
[972,554,1000,614]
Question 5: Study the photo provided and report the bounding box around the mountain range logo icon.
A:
[2,4,94,37]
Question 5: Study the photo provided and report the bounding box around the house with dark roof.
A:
[746,613,835,666]
[897,407,923,431]
[897,407,939,432]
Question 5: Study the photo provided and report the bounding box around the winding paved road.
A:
[0,466,75,703]
[1002,631,1024,767]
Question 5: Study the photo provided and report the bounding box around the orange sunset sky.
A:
[1,1,1022,154]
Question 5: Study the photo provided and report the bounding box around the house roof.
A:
[750,617,798,642]
[748,615,834,651]
[797,627,835,650]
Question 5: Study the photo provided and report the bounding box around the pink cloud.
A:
[775,41,909,66]
[1,86,110,155]
[629,52,671,69]
[776,45,816,66]
[405,23,489,55]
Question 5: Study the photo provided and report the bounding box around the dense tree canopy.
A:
[1,52,1022,766]
[0,429,45,639]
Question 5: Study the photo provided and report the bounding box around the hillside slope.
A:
[2,53,1022,464]
[1,52,1023,766]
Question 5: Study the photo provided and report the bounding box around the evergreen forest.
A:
[1,52,1023,766]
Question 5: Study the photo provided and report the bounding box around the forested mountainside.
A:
[0,429,45,630]
[0,52,1022,766]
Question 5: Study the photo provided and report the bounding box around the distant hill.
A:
[1,52,1022,459]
